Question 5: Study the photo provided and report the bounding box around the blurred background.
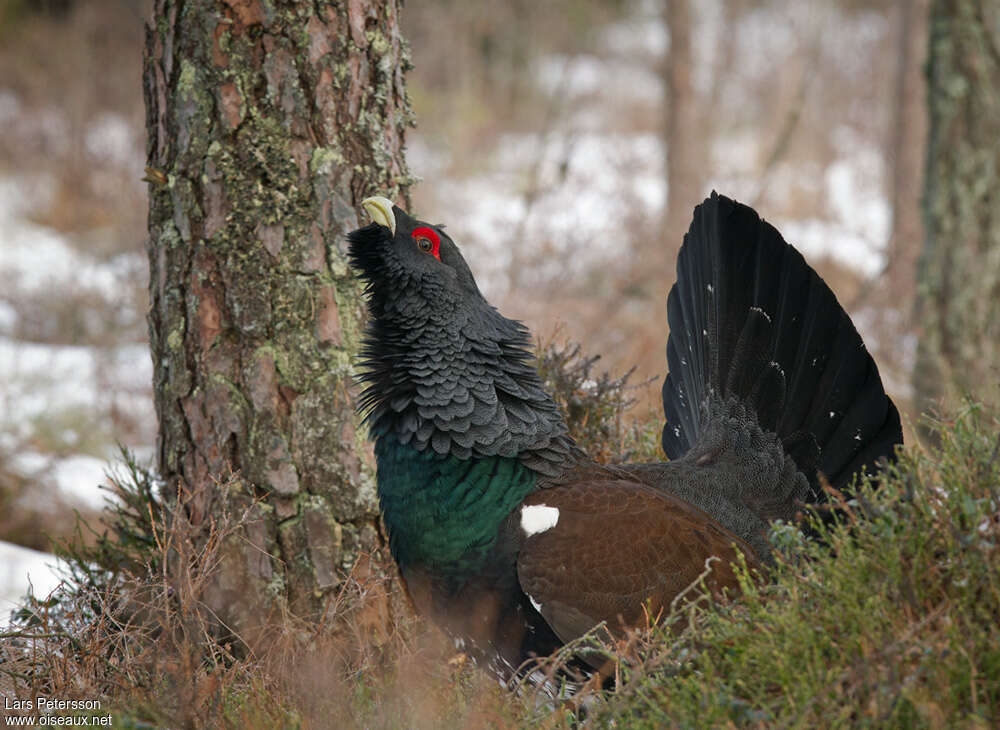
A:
[0,0,923,608]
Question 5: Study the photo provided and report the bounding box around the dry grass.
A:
[2,398,999,727]
[0,453,526,728]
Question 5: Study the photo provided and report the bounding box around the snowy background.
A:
[0,0,916,617]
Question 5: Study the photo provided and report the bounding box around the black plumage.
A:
[347,192,902,687]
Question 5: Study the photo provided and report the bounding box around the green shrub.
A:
[4,364,998,728]
[576,403,1000,728]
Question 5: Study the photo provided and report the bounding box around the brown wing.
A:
[515,479,761,644]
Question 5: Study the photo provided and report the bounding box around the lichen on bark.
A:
[143,0,413,632]
[915,0,1000,414]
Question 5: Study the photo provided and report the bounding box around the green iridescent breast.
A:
[374,433,538,575]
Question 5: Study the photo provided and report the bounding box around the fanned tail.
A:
[661,192,902,501]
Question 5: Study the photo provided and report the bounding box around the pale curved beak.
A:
[361,196,396,236]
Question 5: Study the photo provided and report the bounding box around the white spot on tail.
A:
[829,411,836,419]
[521,504,559,536]
[529,595,543,613]
[706,284,714,293]
[527,669,547,686]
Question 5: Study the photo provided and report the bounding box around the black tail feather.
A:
[662,192,902,500]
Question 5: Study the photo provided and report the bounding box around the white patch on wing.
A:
[528,595,543,614]
[520,504,560,536]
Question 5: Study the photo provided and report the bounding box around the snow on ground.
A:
[0,169,154,445]
[0,337,152,437]
[415,2,890,293]
[778,217,885,276]
[431,130,665,295]
[0,540,63,618]
[420,125,887,297]
[0,177,126,296]
[9,452,113,512]
[0,171,154,614]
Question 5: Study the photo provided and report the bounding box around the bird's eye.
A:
[411,226,441,261]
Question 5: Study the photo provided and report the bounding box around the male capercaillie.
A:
[348,192,901,684]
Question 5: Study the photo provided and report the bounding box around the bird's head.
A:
[348,196,484,322]
[346,195,579,472]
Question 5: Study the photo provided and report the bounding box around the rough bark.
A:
[142,0,413,633]
[914,0,1000,415]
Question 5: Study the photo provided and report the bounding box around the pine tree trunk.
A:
[663,0,705,255]
[885,0,928,316]
[142,0,412,633]
[914,0,1000,415]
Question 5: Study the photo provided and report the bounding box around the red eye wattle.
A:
[412,227,441,261]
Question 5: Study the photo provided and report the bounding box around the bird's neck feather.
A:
[359,303,579,474]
